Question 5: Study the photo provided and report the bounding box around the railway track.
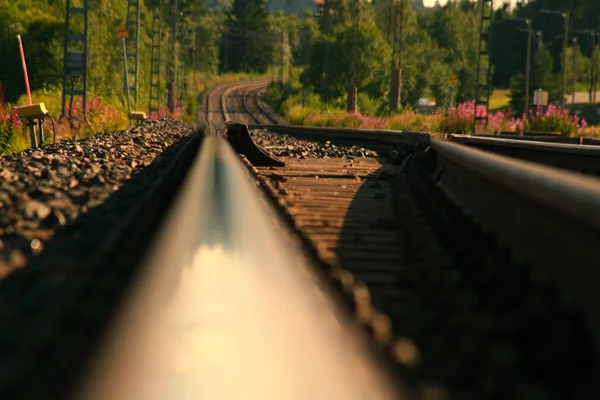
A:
[98,80,600,397]
[450,133,600,176]
[78,81,407,399]
[4,80,599,398]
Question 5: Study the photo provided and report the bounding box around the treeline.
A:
[219,0,600,114]
[492,0,600,111]
[1,0,598,116]
[0,0,221,108]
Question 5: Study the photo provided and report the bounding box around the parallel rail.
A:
[431,139,600,335]
[449,133,600,176]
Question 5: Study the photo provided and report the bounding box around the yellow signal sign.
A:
[449,74,458,84]
[117,23,129,39]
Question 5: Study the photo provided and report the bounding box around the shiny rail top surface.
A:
[75,134,403,400]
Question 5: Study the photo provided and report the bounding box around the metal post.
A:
[167,0,178,112]
[288,30,293,82]
[280,31,284,82]
[592,32,598,105]
[224,30,228,71]
[562,14,569,108]
[389,0,399,111]
[28,121,37,148]
[590,32,596,106]
[572,37,577,106]
[540,9,568,107]
[398,0,404,107]
[524,20,532,116]
[322,40,329,110]
[122,38,132,125]
[61,0,88,120]
[38,119,44,144]
[347,0,358,113]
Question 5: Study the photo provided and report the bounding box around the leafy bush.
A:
[524,105,584,136]
[439,101,510,134]
[385,111,442,132]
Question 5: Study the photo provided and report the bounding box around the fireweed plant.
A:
[283,101,594,137]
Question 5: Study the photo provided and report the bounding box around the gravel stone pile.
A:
[0,118,195,278]
[251,129,382,159]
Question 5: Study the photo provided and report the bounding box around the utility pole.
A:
[516,18,532,116]
[389,0,403,111]
[563,13,569,108]
[167,0,178,112]
[541,9,568,107]
[593,33,598,105]
[288,30,293,83]
[347,0,359,113]
[572,29,597,106]
[524,20,532,116]
[572,37,577,106]
[591,32,596,105]
[280,31,285,83]
[224,30,228,72]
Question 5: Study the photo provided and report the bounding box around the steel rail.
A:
[429,138,600,344]
[74,132,405,400]
[206,81,246,126]
[219,79,272,123]
[204,80,271,128]
[450,134,600,155]
[241,83,279,125]
[242,84,284,125]
[459,132,600,146]
[449,133,600,175]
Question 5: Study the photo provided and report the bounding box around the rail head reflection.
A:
[75,135,404,400]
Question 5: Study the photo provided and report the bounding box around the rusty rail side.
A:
[430,138,600,349]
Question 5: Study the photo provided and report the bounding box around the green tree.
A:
[510,47,561,114]
[220,0,274,73]
[302,18,391,105]
[422,0,481,102]
[0,1,63,101]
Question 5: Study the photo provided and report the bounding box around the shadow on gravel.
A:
[0,132,203,399]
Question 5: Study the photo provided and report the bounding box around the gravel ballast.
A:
[0,117,202,399]
[0,118,195,277]
[251,128,382,159]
